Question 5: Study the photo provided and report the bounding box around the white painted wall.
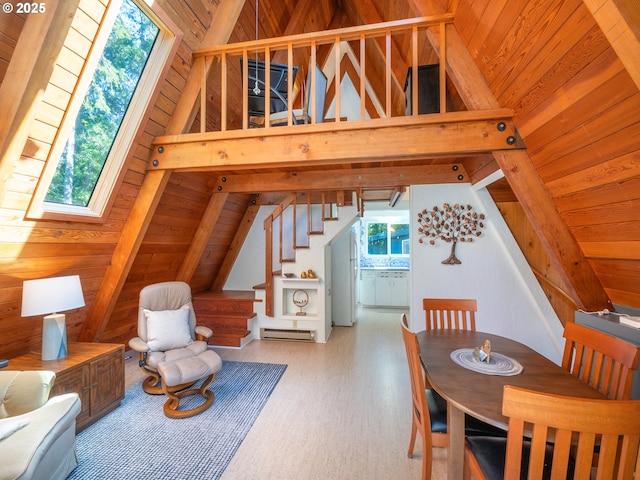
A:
[225,203,359,342]
[224,185,564,361]
[410,184,565,363]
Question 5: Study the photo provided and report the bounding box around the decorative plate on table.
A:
[450,348,523,376]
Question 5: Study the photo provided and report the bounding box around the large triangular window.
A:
[29,0,177,220]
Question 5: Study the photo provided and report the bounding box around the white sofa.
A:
[0,370,81,480]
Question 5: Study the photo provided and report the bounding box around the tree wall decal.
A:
[417,203,485,265]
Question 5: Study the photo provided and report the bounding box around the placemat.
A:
[450,348,523,376]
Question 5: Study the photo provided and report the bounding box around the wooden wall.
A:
[0,0,220,358]
[0,10,24,86]
[452,0,640,308]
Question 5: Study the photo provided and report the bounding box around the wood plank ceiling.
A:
[0,0,638,358]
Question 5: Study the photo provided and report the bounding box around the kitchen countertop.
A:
[360,267,410,271]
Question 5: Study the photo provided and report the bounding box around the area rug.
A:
[68,360,287,480]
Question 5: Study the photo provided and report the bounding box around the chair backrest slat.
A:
[502,385,640,480]
[562,322,640,399]
[422,298,477,331]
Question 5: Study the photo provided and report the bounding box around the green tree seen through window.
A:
[367,222,409,255]
[367,223,388,255]
[46,0,159,206]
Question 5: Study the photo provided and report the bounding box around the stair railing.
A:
[262,190,360,316]
[192,15,454,133]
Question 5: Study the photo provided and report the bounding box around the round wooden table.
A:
[417,329,605,479]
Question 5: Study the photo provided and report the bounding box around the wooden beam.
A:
[212,203,260,291]
[176,191,229,283]
[0,0,81,206]
[495,150,611,310]
[582,0,640,90]
[264,217,274,316]
[212,164,469,193]
[410,0,611,312]
[151,111,521,171]
[80,0,246,341]
[271,0,320,65]
[79,169,171,341]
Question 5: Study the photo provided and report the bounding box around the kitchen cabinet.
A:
[361,270,377,306]
[360,269,409,307]
[375,270,408,307]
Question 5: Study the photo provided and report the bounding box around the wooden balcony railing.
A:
[192,15,455,133]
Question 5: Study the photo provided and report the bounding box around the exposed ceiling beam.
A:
[212,164,468,193]
[176,190,229,283]
[211,203,260,291]
[151,110,521,171]
[348,0,409,107]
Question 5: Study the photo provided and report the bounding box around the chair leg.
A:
[142,373,162,394]
[464,445,484,480]
[161,373,216,418]
[421,445,432,480]
[408,421,418,457]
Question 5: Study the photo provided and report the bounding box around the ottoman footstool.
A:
[157,349,223,418]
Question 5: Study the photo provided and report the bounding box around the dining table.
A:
[417,329,606,480]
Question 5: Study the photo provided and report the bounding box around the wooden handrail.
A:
[193,16,454,57]
[192,15,455,133]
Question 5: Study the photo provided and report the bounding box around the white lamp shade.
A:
[21,275,85,317]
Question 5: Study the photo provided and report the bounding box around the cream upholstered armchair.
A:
[0,370,81,480]
[128,281,223,418]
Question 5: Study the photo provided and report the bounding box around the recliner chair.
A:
[128,281,223,418]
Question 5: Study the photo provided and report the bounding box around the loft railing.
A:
[192,15,454,133]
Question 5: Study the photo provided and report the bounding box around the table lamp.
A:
[21,275,85,361]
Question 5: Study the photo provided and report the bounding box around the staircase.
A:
[192,290,258,347]
[263,190,360,316]
[194,190,360,347]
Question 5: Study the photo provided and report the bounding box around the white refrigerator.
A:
[331,228,358,326]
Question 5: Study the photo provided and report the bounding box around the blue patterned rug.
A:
[68,360,287,479]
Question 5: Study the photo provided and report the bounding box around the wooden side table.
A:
[9,342,125,431]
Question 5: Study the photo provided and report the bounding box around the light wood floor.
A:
[125,307,448,479]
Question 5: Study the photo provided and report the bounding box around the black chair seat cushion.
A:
[427,389,506,437]
[466,436,575,480]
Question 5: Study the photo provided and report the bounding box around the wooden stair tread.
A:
[193,290,257,300]
[193,289,258,348]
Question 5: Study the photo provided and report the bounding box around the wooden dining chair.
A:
[401,313,443,480]
[423,298,477,331]
[400,314,504,480]
[422,298,477,391]
[562,321,640,400]
[465,385,640,480]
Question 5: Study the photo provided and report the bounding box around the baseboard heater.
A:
[260,328,316,342]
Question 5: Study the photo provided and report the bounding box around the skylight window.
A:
[28,0,178,221]
[45,0,159,207]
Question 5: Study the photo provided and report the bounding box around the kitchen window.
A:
[367,222,410,255]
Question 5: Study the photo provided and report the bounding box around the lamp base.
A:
[42,313,67,361]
